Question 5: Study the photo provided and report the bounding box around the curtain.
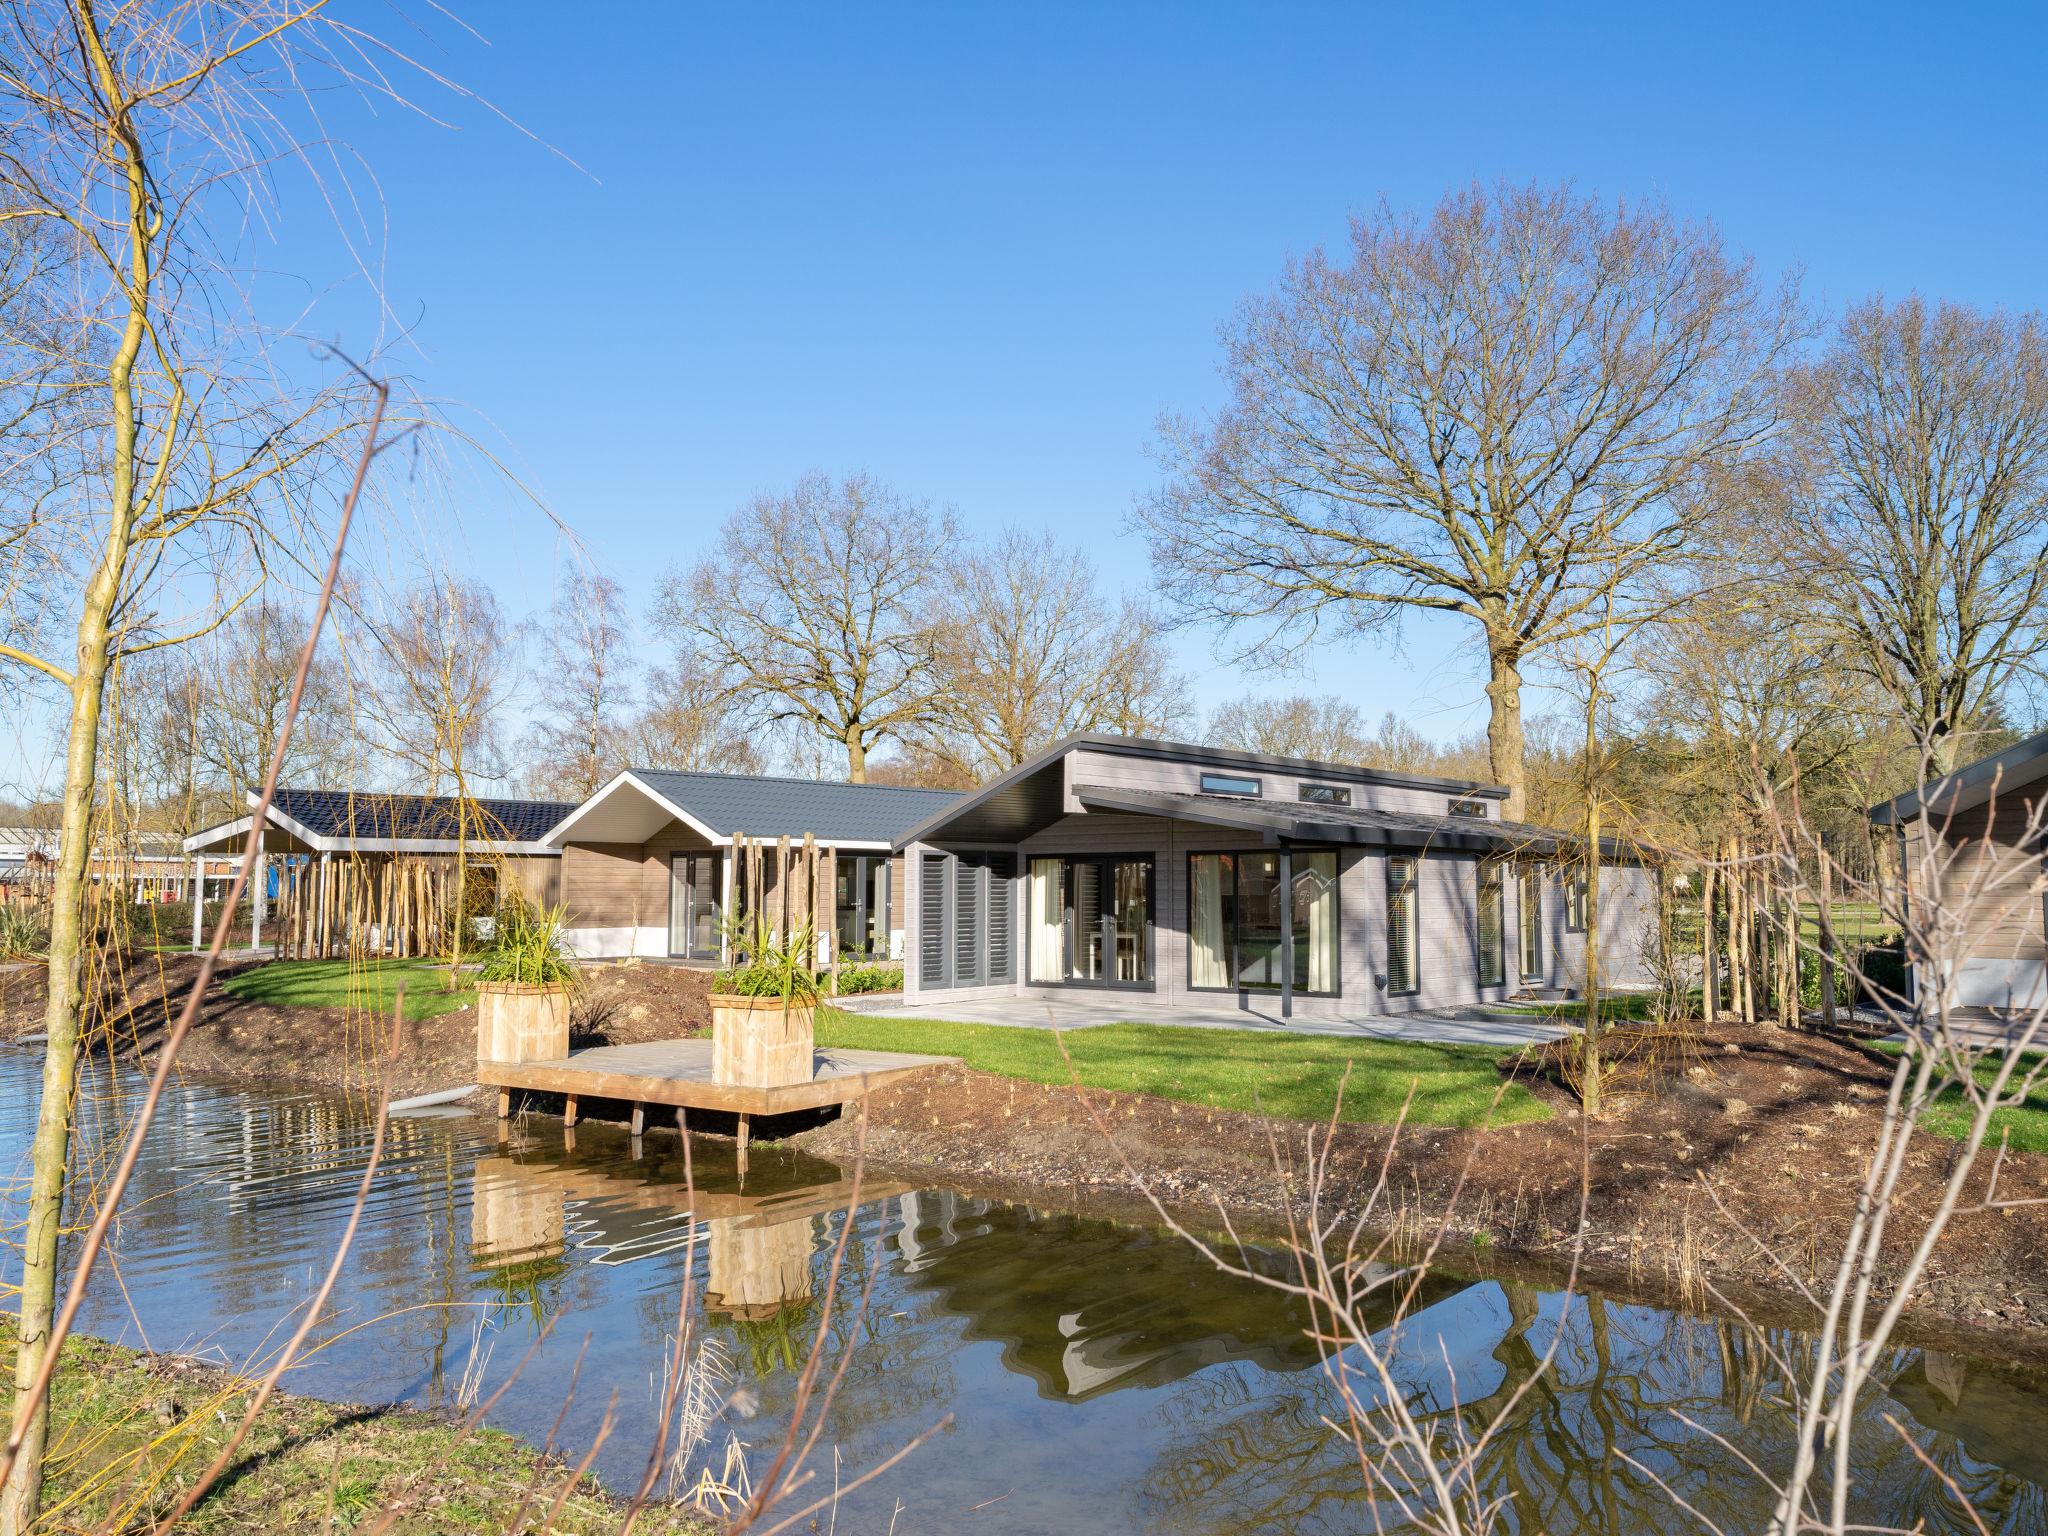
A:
[1191,855,1228,988]
[1029,858,1064,982]
[1301,852,1338,994]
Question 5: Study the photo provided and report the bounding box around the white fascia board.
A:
[183,815,255,854]
[541,769,727,848]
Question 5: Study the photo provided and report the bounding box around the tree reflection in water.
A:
[1137,1278,2048,1535]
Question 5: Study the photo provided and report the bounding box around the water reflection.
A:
[7,1047,2048,1535]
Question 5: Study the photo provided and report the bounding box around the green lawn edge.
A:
[816,1007,1548,1128]
[219,958,475,1023]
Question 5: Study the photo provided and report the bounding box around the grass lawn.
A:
[1800,901,1896,948]
[815,1008,1548,1128]
[219,958,474,1023]
[1877,1042,2048,1153]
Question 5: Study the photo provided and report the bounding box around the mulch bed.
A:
[790,1019,2048,1362]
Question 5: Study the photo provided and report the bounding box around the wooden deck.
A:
[477,1039,957,1123]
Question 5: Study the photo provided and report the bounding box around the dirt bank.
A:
[0,952,716,1100]
[789,1020,2048,1363]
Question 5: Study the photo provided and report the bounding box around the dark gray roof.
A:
[273,788,577,844]
[626,769,963,843]
[891,730,1514,848]
[1069,784,1645,860]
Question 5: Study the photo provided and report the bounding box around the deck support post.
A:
[563,1094,578,1129]
[1278,847,1294,1020]
[496,1088,511,1120]
[630,1102,646,1138]
[736,1113,750,1184]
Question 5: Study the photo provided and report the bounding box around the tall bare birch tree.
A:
[521,565,636,798]
[358,572,518,964]
[1782,296,2048,776]
[1139,181,1800,817]
[0,4,398,1528]
[653,472,958,781]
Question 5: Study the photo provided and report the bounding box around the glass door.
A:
[669,853,722,960]
[1058,856,1153,987]
[1233,852,1284,988]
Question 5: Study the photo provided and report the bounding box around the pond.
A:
[5,1044,2047,1534]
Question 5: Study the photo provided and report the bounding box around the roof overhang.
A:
[1072,785,1552,853]
[1870,729,2048,824]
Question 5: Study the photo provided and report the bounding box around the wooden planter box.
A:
[477,981,572,1064]
[711,992,816,1087]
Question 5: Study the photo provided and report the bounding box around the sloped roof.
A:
[602,769,961,844]
[271,788,578,843]
[1067,784,1645,860]
[1869,728,2048,824]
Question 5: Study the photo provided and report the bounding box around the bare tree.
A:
[520,566,636,798]
[1783,296,2048,776]
[1205,693,1371,762]
[1139,181,1800,817]
[197,599,351,807]
[629,654,762,774]
[652,472,958,781]
[357,572,518,966]
[0,7,398,1525]
[926,528,1186,776]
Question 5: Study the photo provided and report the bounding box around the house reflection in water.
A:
[889,1188,1470,1401]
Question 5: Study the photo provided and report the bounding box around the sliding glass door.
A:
[1189,850,1340,996]
[668,853,721,960]
[1024,855,1154,987]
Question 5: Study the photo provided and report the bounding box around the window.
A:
[1299,783,1351,806]
[1189,850,1339,995]
[1565,873,1588,933]
[1200,772,1262,798]
[1519,867,1544,979]
[834,855,891,958]
[1027,855,1154,987]
[1386,855,1418,996]
[1477,859,1505,988]
[1448,797,1491,819]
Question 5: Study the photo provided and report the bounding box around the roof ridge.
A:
[629,767,962,796]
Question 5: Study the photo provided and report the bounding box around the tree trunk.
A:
[843,729,867,784]
[3,628,117,1535]
[1700,860,1719,1025]
[1579,696,1604,1117]
[1484,643,1527,821]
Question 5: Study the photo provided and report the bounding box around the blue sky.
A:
[20,1,2048,792]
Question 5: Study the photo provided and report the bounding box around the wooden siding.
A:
[1908,795,2048,965]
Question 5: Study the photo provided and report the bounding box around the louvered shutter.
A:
[986,854,1015,983]
[920,854,948,988]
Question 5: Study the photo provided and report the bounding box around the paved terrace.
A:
[833,992,1574,1049]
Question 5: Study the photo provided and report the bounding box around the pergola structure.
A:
[183,788,574,957]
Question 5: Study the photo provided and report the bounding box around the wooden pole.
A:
[1700,860,1719,1025]
[824,845,841,993]
[1818,848,1838,1030]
